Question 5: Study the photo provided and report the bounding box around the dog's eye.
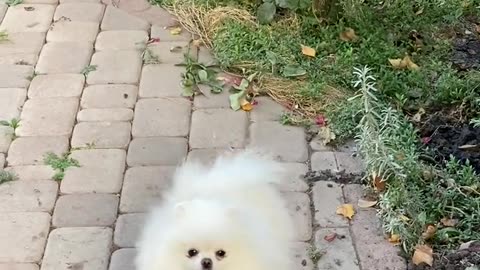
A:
[215,250,226,258]
[187,249,198,257]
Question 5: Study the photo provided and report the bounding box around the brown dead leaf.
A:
[324,232,337,242]
[388,234,401,245]
[413,245,433,266]
[358,199,377,208]
[301,45,316,57]
[169,27,182,35]
[389,55,419,70]
[192,39,203,47]
[340,28,359,42]
[241,102,253,112]
[336,204,355,220]
[421,225,436,240]
[372,171,386,191]
[440,217,459,227]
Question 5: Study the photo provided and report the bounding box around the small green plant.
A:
[0,118,20,130]
[142,48,161,65]
[81,65,97,76]
[5,0,23,6]
[0,171,18,185]
[0,31,8,42]
[26,72,37,81]
[44,152,80,181]
[177,51,223,97]
[307,246,324,264]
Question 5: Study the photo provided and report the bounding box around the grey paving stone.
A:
[0,54,38,65]
[5,165,55,181]
[312,181,348,228]
[87,50,142,84]
[0,3,6,23]
[249,121,308,162]
[0,126,13,153]
[47,21,99,43]
[61,0,101,2]
[22,0,58,4]
[103,0,150,12]
[343,185,406,270]
[277,163,309,192]
[285,192,312,241]
[292,242,314,270]
[311,151,338,171]
[186,148,240,166]
[250,96,286,122]
[95,30,148,51]
[0,65,33,88]
[0,263,38,270]
[193,85,230,109]
[61,149,126,194]
[120,166,174,213]
[0,88,26,120]
[189,109,247,149]
[101,5,149,31]
[310,135,334,152]
[138,64,184,98]
[54,3,105,22]
[314,228,360,270]
[36,42,93,74]
[132,98,191,137]
[130,5,176,26]
[0,32,45,56]
[151,24,192,42]
[0,154,4,168]
[0,212,50,263]
[335,152,364,174]
[71,122,132,149]
[197,47,216,64]
[127,137,187,166]
[0,4,55,33]
[41,227,112,270]
[53,194,119,227]
[114,213,146,248]
[81,85,138,109]
[16,98,79,137]
[0,180,58,212]
[28,74,85,98]
[109,249,136,270]
[77,108,134,122]
[7,136,69,166]
[146,42,195,64]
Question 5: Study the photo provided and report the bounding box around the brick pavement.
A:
[0,1,406,270]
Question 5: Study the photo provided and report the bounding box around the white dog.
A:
[135,150,295,270]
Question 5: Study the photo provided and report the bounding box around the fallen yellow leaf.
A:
[336,204,355,220]
[358,199,377,208]
[413,245,433,266]
[403,55,419,70]
[388,234,401,245]
[169,27,182,35]
[301,45,316,57]
[440,217,459,227]
[318,126,336,145]
[192,39,203,47]
[339,28,359,42]
[241,102,253,111]
[388,58,406,69]
[389,55,419,70]
[399,215,411,222]
[421,225,436,240]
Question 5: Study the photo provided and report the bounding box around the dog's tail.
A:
[167,149,287,201]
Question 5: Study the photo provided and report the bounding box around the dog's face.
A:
[165,200,253,270]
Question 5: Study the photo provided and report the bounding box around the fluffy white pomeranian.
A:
[135,150,295,270]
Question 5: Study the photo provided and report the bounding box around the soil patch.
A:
[304,169,363,184]
[409,241,480,270]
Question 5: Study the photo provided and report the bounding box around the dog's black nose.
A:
[201,258,212,269]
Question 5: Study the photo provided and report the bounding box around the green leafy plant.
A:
[44,152,80,181]
[142,48,161,65]
[177,52,223,97]
[0,118,20,130]
[6,0,23,6]
[0,31,8,42]
[81,65,97,76]
[0,171,18,185]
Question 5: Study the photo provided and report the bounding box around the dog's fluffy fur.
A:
[135,150,295,270]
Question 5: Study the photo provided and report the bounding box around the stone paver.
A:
[16,98,79,136]
[61,149,126,194]
[0,180,58,212]
[127,137,187,166]
[7,136,69,166]
[315,228,360,270]
[77,108,134,122]
[81,84,138,108]
[87,50,142,84]
[52,194,119,227]
[71,122,131,149]
[54,3,105,22]
[114,213,146,247]
[41,227,112,270]
[0,4,55,33]
[95,30,148,51]
[0,3,403,269]
[132,98,191,137]
[0,212,50,263]
[46,21,100,43]
[120,166,174,213]
[36,42,93,74]
[139,64,184,98]
[189,109,247,148]
[249,121,308,162]
[28,74,85,98]
[109,249,136,270]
